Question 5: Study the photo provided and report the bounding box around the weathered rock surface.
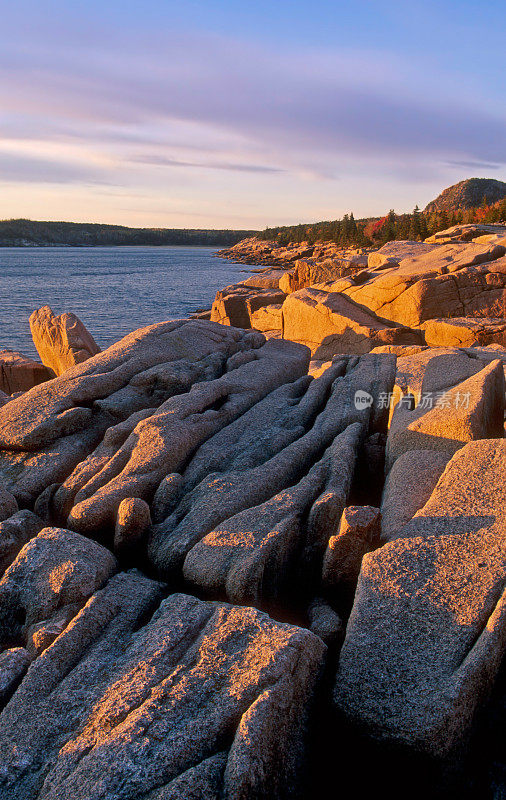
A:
[250,302,283,332]
[0,527,117,653]
[368,240,439,269]
[380,449,449,541]
[242,267,288,290]
[388,346,484,418]
[66,337,309,538]
[322,505,380,593]
[279,255,367,294]
[0,647,30,705]
[425,223,506,244]
[0,510,44,576]
[0,483,18,522]
[0,321,286,504]
[335,439,506,759]
[0,350,52,395]
[0,574,326,800]
[342,243,506,327]
[182,423,361,606]
[148,354,395,581]
[423,316,506,348]
[386,358,505,469]
[282,287,420,356]
[30,306,101,376]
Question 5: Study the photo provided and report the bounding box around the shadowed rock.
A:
[148,355,394,579]
[322,505,381,594]
[0,350,52,395]
[334,439,506,760]
[182,423,361,606]
[66,338,309,537]
[0,575,325,799]
[307,598,344,646]
[0,510,44,577]
[0,484,18,522]
[114,497,151,553]
[0,527,117,653]
[380,450,449,541]
[0,647,30,706]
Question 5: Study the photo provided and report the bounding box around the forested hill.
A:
[0,219,257,247]
[257,196,506,248]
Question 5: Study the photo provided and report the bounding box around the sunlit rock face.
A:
[0,569,325,800]
[0,350,52,395]
[0,320,301,505]
[29,305,101,377]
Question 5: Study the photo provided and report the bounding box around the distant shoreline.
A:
[0,219,258,248]
[0,243,234,249]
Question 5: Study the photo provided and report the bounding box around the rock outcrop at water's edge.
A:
[29,305,101,376]
[0,220,505,797]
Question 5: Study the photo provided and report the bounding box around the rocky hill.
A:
[0,219,256,247]
[425,177,506,213]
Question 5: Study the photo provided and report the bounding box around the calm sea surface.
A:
[0,246,246,359]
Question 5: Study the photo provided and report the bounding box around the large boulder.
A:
[242,268,288,290]
[0,573,326,799]
[281,288,420,356]
[30,306,101,376]
[0,350,52,395]
[423,317,506,348]
[0,527,117,653]
[210,284,286,328]
[368,240,439,269]
[334,439,506,759]
[0,321,285,504]
[342,243,506,327]
[389,347,484,413]
[65,337,309,539]
[386,358,505,469]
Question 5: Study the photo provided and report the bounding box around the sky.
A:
[1,0,505,229]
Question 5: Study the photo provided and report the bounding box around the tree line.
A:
[0,219,256,247]
[258,198,506,248]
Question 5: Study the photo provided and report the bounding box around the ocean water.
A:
[0,246,246,359]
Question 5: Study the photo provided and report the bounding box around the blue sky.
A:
[1,0,505,228]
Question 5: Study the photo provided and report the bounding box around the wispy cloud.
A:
[0,151,111,185]
[129,154,284,173]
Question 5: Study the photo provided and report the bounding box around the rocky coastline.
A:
[0,222,505,798]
